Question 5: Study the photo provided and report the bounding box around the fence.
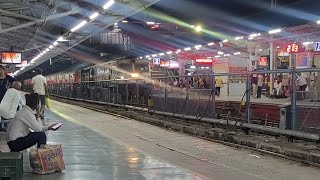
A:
[25,68,320,136]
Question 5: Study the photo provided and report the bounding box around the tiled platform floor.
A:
[1,110,203,180]
[1,100,320,180]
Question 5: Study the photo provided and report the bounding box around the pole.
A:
[291,68,297,130]
[164,77,168,112]
[125,80,129,104]
[212,74,216,118]
[269,37,274,95]
[246,74,251,123]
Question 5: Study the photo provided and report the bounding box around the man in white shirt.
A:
[310,65,319,101]
[0,81,24,120]
[7,94,59,152]
[32,69,48,119]
[297,72,308,100]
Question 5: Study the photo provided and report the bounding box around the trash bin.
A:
[279,104,291,130]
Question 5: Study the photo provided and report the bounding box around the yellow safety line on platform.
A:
[50,109,82,125]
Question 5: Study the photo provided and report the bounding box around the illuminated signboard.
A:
[315,42,320,51]
[195,59,213,63]
[259,57,267,66]
[152,58,160,65]
[160,61,169,67]
[286,44,299,53]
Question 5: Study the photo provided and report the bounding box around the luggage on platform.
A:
[29,144,65,174]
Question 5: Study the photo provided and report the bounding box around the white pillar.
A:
[269,38,274,95]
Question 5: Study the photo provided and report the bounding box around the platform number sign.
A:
[153,58,160,65]
[286,44,299,53]
[315,42,320,51]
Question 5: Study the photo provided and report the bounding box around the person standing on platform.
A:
[0,65,15,102]
[32,69,48,120]
[215,76,223,97]
[297,72,308,100]
[0,65,15,130]
[251,70,258,98]
[257,74,264,98]
[310,65,319,102]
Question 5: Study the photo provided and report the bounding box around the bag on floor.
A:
[29,144,65,174]
[45,97,51,109]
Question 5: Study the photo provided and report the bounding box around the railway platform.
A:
[1,100,320,180]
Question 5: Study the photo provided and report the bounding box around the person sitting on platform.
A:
[271,80,285,98]
[7,93,60,152]
[0,81,25,120]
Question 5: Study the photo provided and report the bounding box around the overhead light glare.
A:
[53,41,58,46]
[122,20,128,23]
[218,51,224,55]
[208,42,214,46]
[145,55,150,58]
[195,25,202,32]
[103,0,115,10]
[152,54,157,57]
[57,37,64,41]
[303,41,314,45]
[234,52,241,55]
[222,39,228,43]
[49,45,54,49]
[146,22,155,25]
[195,45,202,49]
[234,36,243,40]
[159,53,165,56]
[71,20,87,32]
[268,29,281,34]
[89,12,99,20]
[215,55,221,58]
[184,47,191,51]
[167,51,173,54]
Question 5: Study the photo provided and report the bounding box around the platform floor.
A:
[19,108,203,180]
[2,100,319,179]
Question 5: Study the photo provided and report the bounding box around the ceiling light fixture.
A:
[71,20,87,32]
[103,0,115,10]
[89,12,99,20]
[268,28,281,34]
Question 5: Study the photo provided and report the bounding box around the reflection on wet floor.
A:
[22,110,202,180]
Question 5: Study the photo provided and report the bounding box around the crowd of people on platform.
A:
[251,66,319,101]
[0,66,60,153]
[153,66,319,101]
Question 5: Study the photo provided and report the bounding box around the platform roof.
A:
[1,0,320,79]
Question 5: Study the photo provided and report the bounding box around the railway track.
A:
[50,95,320,168]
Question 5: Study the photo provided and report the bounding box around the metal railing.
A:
[23,68,320,140]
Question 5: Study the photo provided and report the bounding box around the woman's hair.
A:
[25,93,39,109]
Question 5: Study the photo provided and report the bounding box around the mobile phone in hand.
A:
[51,123,63,130]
